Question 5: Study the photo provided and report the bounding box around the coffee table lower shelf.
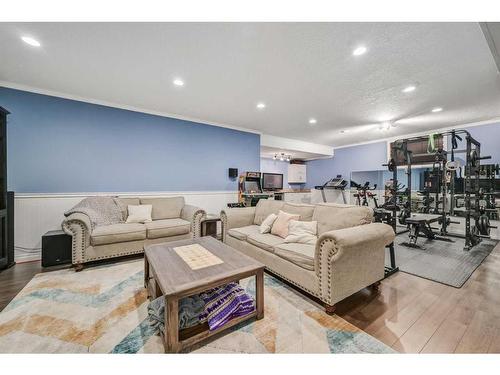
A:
[158,310,258,352]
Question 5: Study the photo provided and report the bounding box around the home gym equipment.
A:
[373,208,399,278]
[384,129,494,251]
[314,175,348,204]
[238,172,273,206]
[351,180,378,207]
[400,213,453,250]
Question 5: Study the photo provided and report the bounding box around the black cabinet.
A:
[0,106,14,270]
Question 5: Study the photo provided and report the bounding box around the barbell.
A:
[383,158,397,172]
[469,149,492,167]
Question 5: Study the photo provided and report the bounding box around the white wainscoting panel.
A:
[14,191,238,262]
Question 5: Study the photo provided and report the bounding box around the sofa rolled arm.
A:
[220,207,256,242]
[315,222,395,305]
[181,204,206,238]
[62,213,93,265]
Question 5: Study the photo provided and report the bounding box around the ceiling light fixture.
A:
[21,36,41,47]
[256,102,266,110]
[274,153,291,162]
[352,46,367,56]
[431,107,443,113]
[308,118,317,125]
[379,122,391,131]
[402,85,416,93]
[173,78,184,87]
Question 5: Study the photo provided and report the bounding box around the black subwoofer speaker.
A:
[228,168,238,178]
[41,230,72,267]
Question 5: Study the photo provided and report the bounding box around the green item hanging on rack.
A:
[427,133,437,153]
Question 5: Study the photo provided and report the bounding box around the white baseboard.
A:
[14,191,238,262]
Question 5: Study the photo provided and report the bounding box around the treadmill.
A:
[315,175,348,204]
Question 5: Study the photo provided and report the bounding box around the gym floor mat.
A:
[386,236,498,288]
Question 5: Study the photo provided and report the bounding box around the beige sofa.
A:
[62,196,205,270]
[221,200,395,313]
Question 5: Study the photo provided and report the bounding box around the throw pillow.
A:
[259,213,278,234]
[126,205,153,223]
[271,210,300,238]
[284,220,318,245]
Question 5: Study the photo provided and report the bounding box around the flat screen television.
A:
[262,173,283,190]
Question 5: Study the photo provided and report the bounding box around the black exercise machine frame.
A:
[385,129,493,251]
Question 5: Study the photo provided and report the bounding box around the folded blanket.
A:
[147,295,206,333]
[199,282,255,331]
[64,196,123,229]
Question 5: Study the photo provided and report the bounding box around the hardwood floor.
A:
[336,241,500,353]
[1,243,500,353]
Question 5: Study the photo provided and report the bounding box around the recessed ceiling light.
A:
[431,107,443,113]
[308,118,317,125]
[173,78,184,87]
[21,36,41,47]
[402,85,416,93]
[379,122,391,131]
[256,102,266,110]
[352,46,367,56]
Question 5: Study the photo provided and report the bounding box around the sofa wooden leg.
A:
[370,281,381,292]
[324,303,336,315]
[74,264,84,272]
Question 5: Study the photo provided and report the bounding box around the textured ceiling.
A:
[1,22,500,147]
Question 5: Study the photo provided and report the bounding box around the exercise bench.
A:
[401,213,453,250]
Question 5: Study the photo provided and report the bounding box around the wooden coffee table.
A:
[144,236,265,353]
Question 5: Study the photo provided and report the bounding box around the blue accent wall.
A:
[1,87,260,193]
[306,141,387,188]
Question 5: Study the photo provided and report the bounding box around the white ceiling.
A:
[1,22,500,148]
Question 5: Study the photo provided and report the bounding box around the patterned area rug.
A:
[0,260,393,353]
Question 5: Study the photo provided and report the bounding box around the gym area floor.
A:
[1,243,500,353]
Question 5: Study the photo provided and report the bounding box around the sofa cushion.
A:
[247,233,285,253]
[312,203,373,234]
[253,199,285,225]
[227,225,260,241]
[145,218,191,239]
[282,203,315,221]
[274,243,315,271]
[140,197,185,220]
[114,197,140,221]
[91,223,146,246]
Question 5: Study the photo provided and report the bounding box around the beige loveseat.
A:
[221,200,395,313]
[62,196,205,270]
